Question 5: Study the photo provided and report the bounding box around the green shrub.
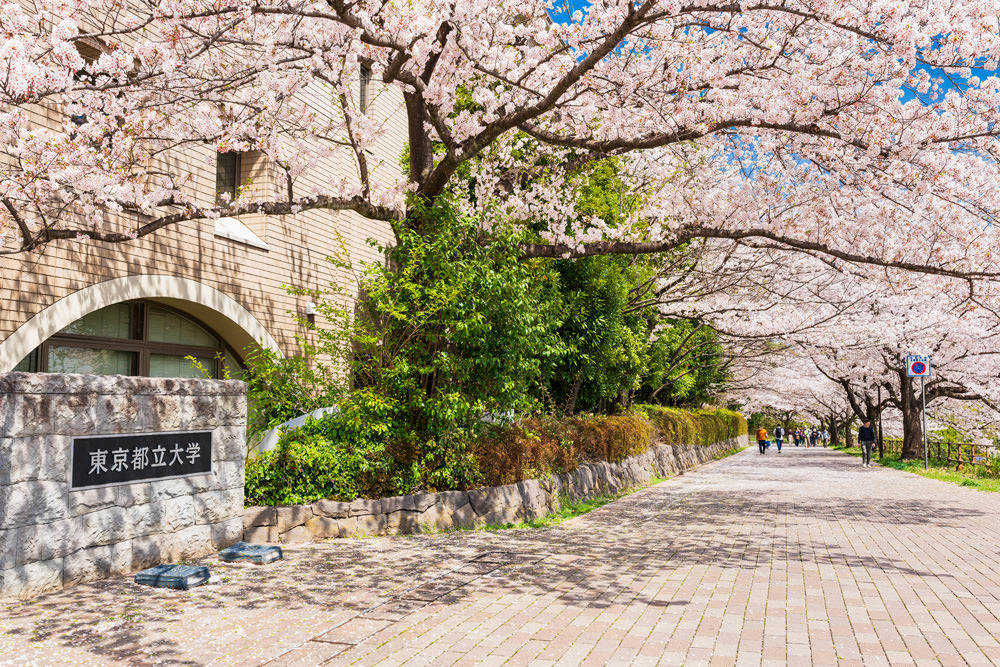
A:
[975,453,1000,479]
[245,433,369,506]
[245,391,396,505]
[246,380,747,505]
[472,408,742,488]
[638,405,746,445]
[246,406,746,505]
[241,345,343,443]
[244,388,489,505]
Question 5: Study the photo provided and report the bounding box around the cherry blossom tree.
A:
[2,0,1000,286]
[705,245,1000,458]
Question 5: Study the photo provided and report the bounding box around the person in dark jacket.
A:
[773,425,784,453]
[858,420,876,467]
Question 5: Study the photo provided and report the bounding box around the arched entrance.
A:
[0,275,281,373]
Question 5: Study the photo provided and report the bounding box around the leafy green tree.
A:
[547,255,650,415]
[641,321,730,407]
[301,200,565,490]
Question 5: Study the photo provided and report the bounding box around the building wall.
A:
[0,67,408,370]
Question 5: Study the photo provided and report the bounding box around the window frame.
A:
[23,301,241,378]
[69,39,113,143]
[215,151,243,206]
[359,64,372,113]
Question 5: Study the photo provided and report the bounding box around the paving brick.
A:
[5,448,1000,666]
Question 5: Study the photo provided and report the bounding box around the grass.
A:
[384,480,672,538]
[479,445,749,531]
[833,444,1000,493]
[351,445,749,538]
[713,445,747,461]
[479,475,673,531]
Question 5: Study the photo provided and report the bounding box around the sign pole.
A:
[921,375,928,471]
[877,385,884,459]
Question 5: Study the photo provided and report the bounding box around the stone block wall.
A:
[244,435,748,543]
[0,372,247,599]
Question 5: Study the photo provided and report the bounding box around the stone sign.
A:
[71,431,213,489]
[0,372,247,599]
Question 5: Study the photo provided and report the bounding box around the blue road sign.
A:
[906,355,931,377]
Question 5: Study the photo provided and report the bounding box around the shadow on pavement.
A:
[1,446,992,665]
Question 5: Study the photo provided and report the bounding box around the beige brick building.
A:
[0,70,407,378]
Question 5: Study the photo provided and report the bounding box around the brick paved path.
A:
[4,446,1000,666]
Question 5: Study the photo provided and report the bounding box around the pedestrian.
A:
[757,426,768,454]
[822,429,829,447]
[858,420,876,467]
[810,429,819,447]
[773,425,784,453]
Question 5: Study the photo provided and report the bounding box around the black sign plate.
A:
[71,430,213,489]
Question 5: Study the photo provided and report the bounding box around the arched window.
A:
[13,301,242,379]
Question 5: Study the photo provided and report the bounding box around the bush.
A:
[981,453,1000,479]
[474,414,654,486]
[244,393,397,505]
[244,388,488,505]
[241,345,343,443]
[472,408,743,488]
[639,405,747,445]
[245,433,373,506]
[245,406,746,505]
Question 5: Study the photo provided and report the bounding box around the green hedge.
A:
[639,405,747,445]
[245,391,420,506]
[472,414,655,487]
[245,406,747,505]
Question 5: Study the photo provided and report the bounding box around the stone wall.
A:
[0,372,247,598]
[244,435,748,543]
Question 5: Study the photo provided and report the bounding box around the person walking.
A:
[822,429,829,447]
[773,425,784,453]
[809,429,819,447]
[858,420,876,467]
[757,426,768,454]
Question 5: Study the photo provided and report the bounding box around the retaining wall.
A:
[244,435,747,543]
[0,372,246,598]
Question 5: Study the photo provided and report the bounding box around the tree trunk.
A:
[563,373,583,416]
[875,406,884,458]
[899,374,924,460]
[404,92,434,188]
[829,413,840,446]
[845,417,855,447]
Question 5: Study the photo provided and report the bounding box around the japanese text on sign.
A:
[71,431,213,489]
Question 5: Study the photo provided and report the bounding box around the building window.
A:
[13,301,242,379]
[69,41,103,133]
[12,349,37,373]
[359,65,372,113]
[216,152,241,205]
